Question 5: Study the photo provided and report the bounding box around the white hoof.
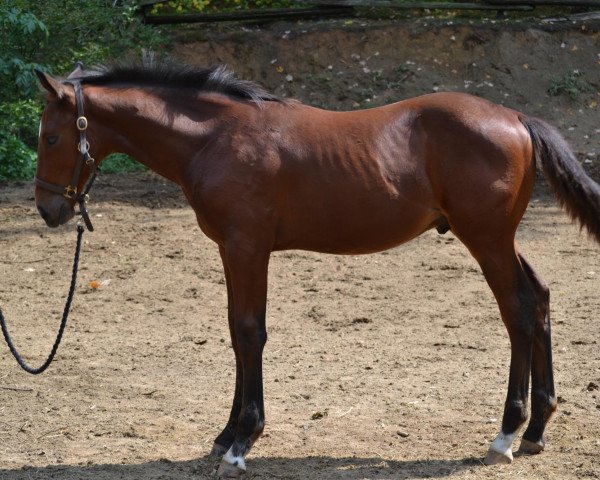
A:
[485,431,516,465]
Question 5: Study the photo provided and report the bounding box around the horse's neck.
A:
[89,87,226,184]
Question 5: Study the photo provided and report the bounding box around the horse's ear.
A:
[67,61,84,79]
[34,69,66,99]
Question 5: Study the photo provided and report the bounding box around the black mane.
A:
[76,61,281,104]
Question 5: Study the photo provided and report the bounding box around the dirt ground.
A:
[1,16,600,480]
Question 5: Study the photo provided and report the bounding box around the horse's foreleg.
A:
[216,244,270,478]
[517,254,557,455]
[211,249,243,457]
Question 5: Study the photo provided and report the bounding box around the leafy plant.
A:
[0,98,41,180]
[0,6,49,98]
[150,0,295,14]
[101,154,146,174]
[548,70,593,100]
[0,135,37,181]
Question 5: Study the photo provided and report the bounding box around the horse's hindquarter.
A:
[271,103,440,254]
[413,93,534,240]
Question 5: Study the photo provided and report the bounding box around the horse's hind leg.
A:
[453,234,537,464]
[517,254,557,455]
[479,246,537,464]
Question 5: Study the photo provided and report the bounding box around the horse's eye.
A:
[46,135,58,146]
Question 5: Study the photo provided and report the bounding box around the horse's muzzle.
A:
[36,197,75,228]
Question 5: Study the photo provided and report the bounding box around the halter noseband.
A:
[35,80,98,232]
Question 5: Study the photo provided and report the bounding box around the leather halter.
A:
[35,80,98,232]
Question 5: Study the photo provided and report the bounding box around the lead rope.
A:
[0,224,84,374]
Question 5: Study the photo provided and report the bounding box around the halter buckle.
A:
[85,156,95,166]
[64,185,77,199]
[76,116,88,131]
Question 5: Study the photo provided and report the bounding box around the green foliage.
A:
[101,153,146,174]
[548,70,593,100]
[0,135,37,181]
[0,1,164,180]
[0,99,41,180]
[0,6,49,98]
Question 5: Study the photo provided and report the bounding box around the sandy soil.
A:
[1,17,600,480]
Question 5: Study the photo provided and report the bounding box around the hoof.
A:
[484,449,513,465]
[518,438,545,455]
[210,443,229,457]
[216,459,246,479]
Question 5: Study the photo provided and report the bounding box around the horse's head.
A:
[35,64,97,228]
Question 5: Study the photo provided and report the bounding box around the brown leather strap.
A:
[35,176,67,195]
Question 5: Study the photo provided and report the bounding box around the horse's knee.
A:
[235,315,267,349]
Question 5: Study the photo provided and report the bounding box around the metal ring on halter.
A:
[78,140,90,154]
[76,116,88,131]
[85,156,95,166]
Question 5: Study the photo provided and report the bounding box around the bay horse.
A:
[34,61,600,478]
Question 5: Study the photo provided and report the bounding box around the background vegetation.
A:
[150,0,295,14]
[0,0,165,181]
[1,1,591,180]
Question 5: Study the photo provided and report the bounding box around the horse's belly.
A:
[274,202,439,254]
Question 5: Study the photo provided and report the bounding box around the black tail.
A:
[521,116,600,244]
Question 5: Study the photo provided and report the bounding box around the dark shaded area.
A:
[0,454,482,480]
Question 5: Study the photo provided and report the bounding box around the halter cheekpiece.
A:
[35,79,98,232]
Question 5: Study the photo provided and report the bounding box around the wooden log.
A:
[485,0,600,5]
[143,6,355,24]
[294,0,533,10]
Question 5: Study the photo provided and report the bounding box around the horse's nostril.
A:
[37,206,49,221]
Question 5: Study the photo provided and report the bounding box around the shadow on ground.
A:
[0,454,482,480]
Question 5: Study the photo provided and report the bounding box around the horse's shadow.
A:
[0,454,482,480]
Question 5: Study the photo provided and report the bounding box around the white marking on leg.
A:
[223,446,246,471]
[489,430,517,458]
